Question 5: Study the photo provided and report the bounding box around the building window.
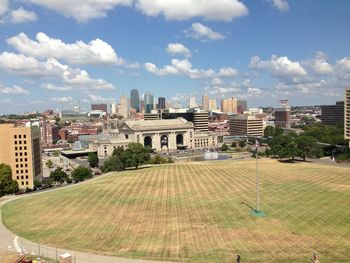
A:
[14,135,17,139]
[15,152,18,156]
[26,181,28,185]
[19,141,22,144]
[20,158,23,162]
[25,164,28,167]
[25,169,28,173]
[20,147,22,150]
[21,182,24,185]
[26,176,28,179]
[19,135,22,139]
[16,170,19,174]
[23,146,26,150]
[24,158,27,162]
[23,135,26,138]
[14,141,17,145]
[15,147,18,151]
[24,140,27,144]
[15,158,18,162]
[20,164,23,168]
[20,152,23,156]
[16,164,19,168]
[24,152,27,156]
[21,176,24,179]
[16,176,19,180]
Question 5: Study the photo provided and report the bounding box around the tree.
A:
[88,153,99,168]
[72,166,92,182]
[264,126,275,138]
[34,179,42,189]
[220,143,229,151]
[125,143,150,169]
[101,156,124,172]
[0,164,19,196]
[268,135,298,162]
[50,168,68,185]
[296,135,323,161]
[42,177,54,188]
[46,160,53,168]
[238,140,246,148]
[274,126,284,136]
[231,141,237,148]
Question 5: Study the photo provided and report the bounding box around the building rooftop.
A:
[122,118,194,131]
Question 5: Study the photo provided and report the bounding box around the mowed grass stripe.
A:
[2,159,350,262]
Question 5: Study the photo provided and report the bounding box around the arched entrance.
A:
[160,135,169,149]
[176,134,184,145]
[144,136,152,148]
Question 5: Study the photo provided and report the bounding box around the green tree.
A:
[101,156,124,172]
[112,146,129,170]
[238,140,246,148]
[274,126,284,137]
[46,159,53,168]
[296,136,323,161]
[125,143,150,169]
[34,179,42,189]
[72,166,92,182]
[0,164,19,196]
[220,143,229,151]
[50,168,68,185]
[268,135,298,162]
[42,177,54,188]
[264,125,275,138]
[88,153,99,168]
[231,141,237,148]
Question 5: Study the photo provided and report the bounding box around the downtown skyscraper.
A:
[130,89,140,112]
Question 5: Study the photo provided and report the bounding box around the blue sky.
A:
[0,0,350,114]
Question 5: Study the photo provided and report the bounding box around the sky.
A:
[0,0,350,114]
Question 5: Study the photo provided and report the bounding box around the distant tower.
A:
[202,94,209,111]
[158,97,166,109]
[144,92,154,113]
[130,89,140,112]
[274,99,291,128]
[189,96,197,108]
[119,95,129,118]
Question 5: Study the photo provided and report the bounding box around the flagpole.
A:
[256,144,260,212]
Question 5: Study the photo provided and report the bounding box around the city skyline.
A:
[1,1,350,114]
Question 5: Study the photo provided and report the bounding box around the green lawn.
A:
[2,159,350,262]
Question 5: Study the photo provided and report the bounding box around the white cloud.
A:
[145,59,237,79]
[7,32,121,65]
[166,43,191,58]
[87,94,115,103]
[0,85,30,95]
[0,52,116,91]
[0,0,8,15]
[52,96,73,103]
[42,83,73,91]
[135,0,248,21]
[304,53,333,75]
[267,0,289,12]
[185,23,225,41]
[9,7,38,23]
[250,55,307,79]
[24,0,133,22]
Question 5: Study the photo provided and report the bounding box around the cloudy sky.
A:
[0,0,350,113]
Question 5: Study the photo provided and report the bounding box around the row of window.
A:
[15,146,27,151]
[14,134,27,139]
[15,158,28,163]
[16,175,29,180]
[14,140,27,145]
[16,169,29,174]
[16,163,28,168]
[15,152,27,157]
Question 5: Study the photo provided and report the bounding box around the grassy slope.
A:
[2,159,350,262]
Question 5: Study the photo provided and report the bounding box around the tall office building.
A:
[130,89,140,112]
[221,97,237,114]
[209,99,217,111]
[189,96,197,108]
[345,90,350,147]
[202,95,209,111]
[229,116,263,137]
[320,101,344,126]
[119,95,129,118]
[237,100,247,113]
[91,104,107,113]
[158,97,166,109]
[274,108,291,128]
[0,123,42,189]
[144,92,154,113]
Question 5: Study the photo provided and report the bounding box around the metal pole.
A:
[256,148,260,212]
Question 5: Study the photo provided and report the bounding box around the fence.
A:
[6,238,76,263]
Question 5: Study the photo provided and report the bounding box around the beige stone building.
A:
[229,116,263,137]
[0,123,42,189]
[221,97,238,114]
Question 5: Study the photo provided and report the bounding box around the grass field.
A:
[2,159,350,262]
